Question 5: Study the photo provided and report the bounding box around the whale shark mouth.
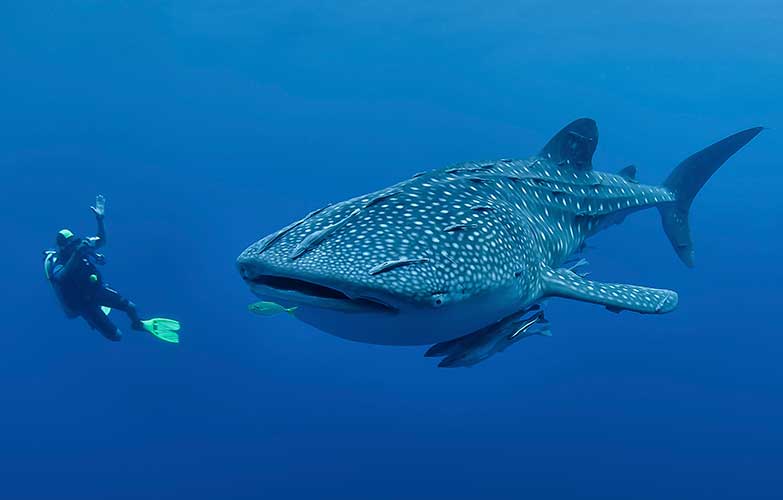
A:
[244,274,398,314]
[250,275,348,300]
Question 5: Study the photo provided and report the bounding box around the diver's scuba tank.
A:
[43,250,79,318]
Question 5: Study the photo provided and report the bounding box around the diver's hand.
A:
[90,194,106,219]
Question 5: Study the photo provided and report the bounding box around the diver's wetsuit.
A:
[50,240,141,341]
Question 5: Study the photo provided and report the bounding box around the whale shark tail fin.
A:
[659,127,763,267]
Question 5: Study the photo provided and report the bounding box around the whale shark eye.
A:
[431,292,448,307]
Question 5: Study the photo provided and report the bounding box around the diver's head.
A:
[56,229,77,249]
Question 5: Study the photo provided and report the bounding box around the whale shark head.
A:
[237,165,541,345]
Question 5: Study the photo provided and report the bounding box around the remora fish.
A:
[237,118,762,366]
[248,301,298,316]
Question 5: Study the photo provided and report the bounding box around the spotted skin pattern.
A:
[240,156,674,306]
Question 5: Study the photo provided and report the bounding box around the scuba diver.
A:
[43,195,180,343]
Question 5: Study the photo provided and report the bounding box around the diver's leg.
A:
[94,286,143,330]
[82,305,122,342]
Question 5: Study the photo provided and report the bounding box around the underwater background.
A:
[1,1,781,499]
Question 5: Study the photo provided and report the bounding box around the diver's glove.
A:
[90,194,106,220]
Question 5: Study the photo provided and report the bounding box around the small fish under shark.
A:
[237,118,762,367]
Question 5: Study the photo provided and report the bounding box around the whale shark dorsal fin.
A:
[617,165,637,181]
[541,267,678,314]
[539,118,598,170]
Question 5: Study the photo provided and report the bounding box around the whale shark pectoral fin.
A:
[541,268,678,314]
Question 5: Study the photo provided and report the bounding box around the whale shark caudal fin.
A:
[659,127,763,267]
[541,268,678,314]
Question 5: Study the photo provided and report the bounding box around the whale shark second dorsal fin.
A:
[617,165,637,181]
[539,118,598,170]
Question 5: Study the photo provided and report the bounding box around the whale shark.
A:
[237,118,761,367]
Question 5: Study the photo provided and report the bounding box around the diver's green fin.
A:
[541,268,678,314]
[101,306,112,316]
[140,318,181,343]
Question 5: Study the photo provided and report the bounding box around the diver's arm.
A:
[57,242,89,279]
[94,216,106,247]
[90,194,106,247]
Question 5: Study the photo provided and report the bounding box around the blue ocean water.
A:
[1,1,781,498]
